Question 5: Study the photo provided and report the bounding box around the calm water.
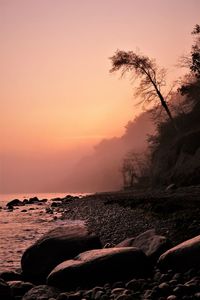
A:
[0,193,85,271]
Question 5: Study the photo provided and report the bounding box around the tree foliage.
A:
[110,50,177,130]
[179,24,200,109]
[191,24,200,78]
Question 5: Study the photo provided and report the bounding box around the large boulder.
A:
[47,247,150,290]
[0,278,12,300]
[21,224,102,283]
[116,229,172,263]
[22,285,59,300]
[158,234,200,271]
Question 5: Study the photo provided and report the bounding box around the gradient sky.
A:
[1,0,200,193]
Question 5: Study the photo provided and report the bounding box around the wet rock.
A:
[47,247,150,290]
[158,235,200,272]
[21,224,102,283]
[116,229,172,262]
[0,278,12,300]
[22,285,59,300]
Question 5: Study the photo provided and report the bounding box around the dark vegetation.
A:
[110,24,200,189]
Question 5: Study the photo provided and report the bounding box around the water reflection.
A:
[0,193,84,271]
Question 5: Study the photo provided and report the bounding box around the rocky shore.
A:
[1,186,200,300]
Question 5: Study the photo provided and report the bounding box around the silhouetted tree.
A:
[121,151,149,188]
[110,50,178,131]
[179,24,200,107]
[191,24,200,78]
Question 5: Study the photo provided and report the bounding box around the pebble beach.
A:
[1,186,200,299]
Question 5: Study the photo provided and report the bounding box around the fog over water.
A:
[1,112,154,194]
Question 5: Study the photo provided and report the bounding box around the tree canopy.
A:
[110,50,177,130]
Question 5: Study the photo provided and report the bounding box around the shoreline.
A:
[57,185,200,246]
[1,186,200,299]
[2,185,200,247]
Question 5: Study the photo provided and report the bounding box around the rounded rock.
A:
[158,282,171,294]
[22,285,59,300]
[167,296,177,300]
[94,290,105,300]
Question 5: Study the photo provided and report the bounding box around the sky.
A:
[1,0,200,193]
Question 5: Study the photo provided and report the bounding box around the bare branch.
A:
[110,49,178,131]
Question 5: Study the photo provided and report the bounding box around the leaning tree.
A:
[110,50,178,131]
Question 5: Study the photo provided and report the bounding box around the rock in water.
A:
[21,224,102,283]
[47,247,150,290]
[28,197,40,204]
[116,229,172,263]
[158,234,200,271]
[6,199,24,207]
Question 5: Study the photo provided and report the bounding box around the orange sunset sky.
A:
[1,0,200,193]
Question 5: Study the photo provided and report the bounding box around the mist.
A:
[1,112,154,194]
[0,144,93,194]
[58,111,155,193]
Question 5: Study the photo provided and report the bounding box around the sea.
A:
[0,192,85,272]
